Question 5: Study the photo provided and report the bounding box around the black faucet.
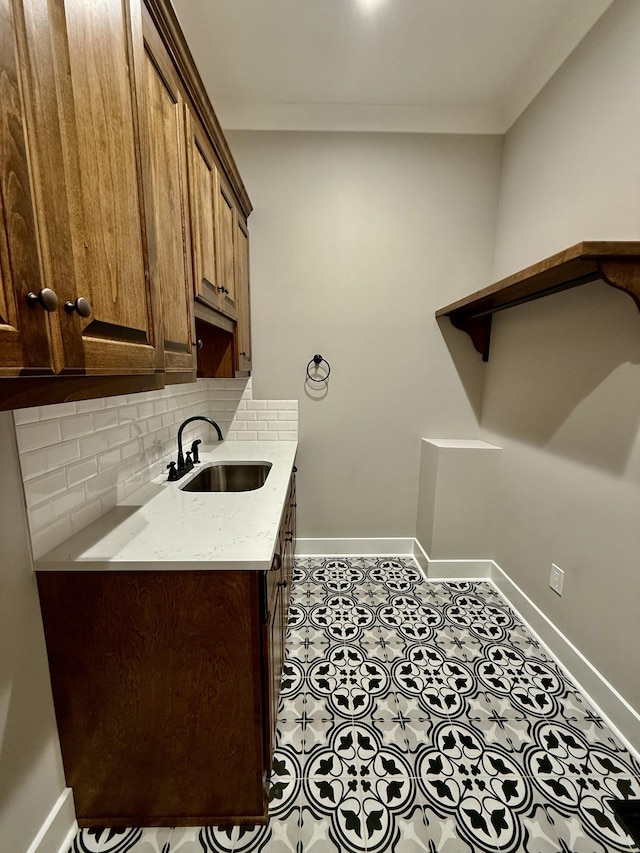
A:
[169,416,223,480]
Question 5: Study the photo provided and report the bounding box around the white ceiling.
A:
[170,0,613,134]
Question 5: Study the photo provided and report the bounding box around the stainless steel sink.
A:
[180,462,272,492]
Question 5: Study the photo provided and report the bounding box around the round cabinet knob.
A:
[192,339,203,349]
[27,288,59,312]
[65,296,92,318]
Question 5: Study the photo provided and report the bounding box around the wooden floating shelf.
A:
[436,241,640,361]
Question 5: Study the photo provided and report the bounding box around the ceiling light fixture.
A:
[354,0,387,15]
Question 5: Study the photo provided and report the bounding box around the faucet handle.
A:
[190,439,202,464]
[166,461,178,481]
[185,451,194,471]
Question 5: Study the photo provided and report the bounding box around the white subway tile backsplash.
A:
[107,425,132,448]
[79,432,110,458]
[75,397,106,413]
[97,448,121,472]
[53,485,87,516]
[13,407,39,425]
[100,490,118,514]
[18,449,50,480]
[16,419,62,452]
[38,401,77,420]
[67,457,99,486]
[14,378,297,557]
[93,409,119,431]
[44,441,81,472]
[24,469,67,506]
[60,413,94,440]
[32,517,73,560]
[85,470,115,500]
[29,501,55,531]
[117,404,139,423]
[71,499,103,533]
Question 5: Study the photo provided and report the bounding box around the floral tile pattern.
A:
[69,557,640,853]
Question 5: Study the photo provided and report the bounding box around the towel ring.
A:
[306,354,331,382]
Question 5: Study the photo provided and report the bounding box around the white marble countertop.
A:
[35,441,298,572]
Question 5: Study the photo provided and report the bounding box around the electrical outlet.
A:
[550,563,565,596]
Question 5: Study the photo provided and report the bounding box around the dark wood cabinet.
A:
[0,0,252,409]
[235,216,252,373]
[37,469,297,828]
[265,470,296,757]
[140,5,196,383]
[1,0,160,388]
[0,0,53,377]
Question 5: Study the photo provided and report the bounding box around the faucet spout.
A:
[176,416,223,473]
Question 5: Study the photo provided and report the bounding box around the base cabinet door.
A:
[37,571,268,827]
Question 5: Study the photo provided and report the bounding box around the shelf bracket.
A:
[597,259,640,311]
[450,314,492,362]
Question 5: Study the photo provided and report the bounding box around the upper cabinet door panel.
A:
[187,116,224,314]
[216,177,238,321]
[61,0,157,371]
[235,217,251,373]
[142,14,194,374]
[0,0,53,375]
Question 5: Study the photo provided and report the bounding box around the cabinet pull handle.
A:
[27,288,58,312]
[65,296,92,318]
[216,286,229,294]
[240,351,247,357]
[193,339,203,349]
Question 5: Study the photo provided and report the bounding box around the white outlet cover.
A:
[550,563,565,596]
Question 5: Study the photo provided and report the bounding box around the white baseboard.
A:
[411,539,429,575]
[295,538,415,557]
[490,561,640,756]
[26,788,77,853]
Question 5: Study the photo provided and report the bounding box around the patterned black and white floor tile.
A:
[69,557,640,853]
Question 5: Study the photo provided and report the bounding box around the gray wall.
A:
[481,0,640,711]
[227,130,502,540]
[0,412,67,853]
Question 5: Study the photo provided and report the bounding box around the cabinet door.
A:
[0,0,53,376]
[266,556,285,758]
[141,7,195,380]
[216,176,239,320]
[235,216,252,373]
[49,0,159,373]
[187,115,224,315]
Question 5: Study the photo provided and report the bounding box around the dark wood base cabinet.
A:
[36,474,296,828]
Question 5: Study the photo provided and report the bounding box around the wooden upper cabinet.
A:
[0,0,53,377]
[140,5,195,381]
[186,112,225,315]
[186,113,239,323]
[0,0,252,408]
[16,0,160,375]
[235,217,252,373]
[216,177,239,321]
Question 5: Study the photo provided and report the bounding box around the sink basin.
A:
[180,462,272,493]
